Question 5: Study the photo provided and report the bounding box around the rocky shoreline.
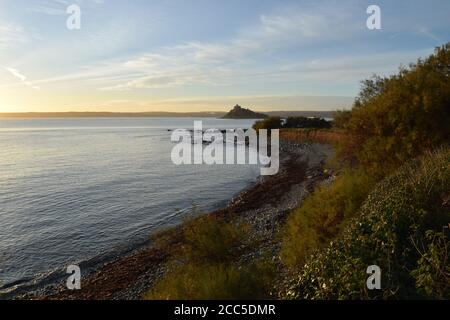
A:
[21,141,333,300]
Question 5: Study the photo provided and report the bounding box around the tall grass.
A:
[281,169,377,269]
[280,128,348,146]
[146,215,276,300]
[146,260,275,300]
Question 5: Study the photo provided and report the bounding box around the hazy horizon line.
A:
[0,109,337,118]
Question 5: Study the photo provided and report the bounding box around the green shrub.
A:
[179,215,249,264]
[146,215,276,300]
[336,44,450,174]
[252,117,283,131]
[284,148,450,299]
[284,117,332,129]
[146,259,276,300]
[332,110,352,129]
[253,116,332,131]
[411,228,450,299]
[281,169,376,269]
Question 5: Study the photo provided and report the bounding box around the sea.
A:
[0,117,260,296]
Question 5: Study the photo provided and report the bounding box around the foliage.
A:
[332,110,352,129]
[283,148,450,299]
[335,44,450,174]
[178,215,249,264]
[284,117,331,129]
[411,228,450,299]
[253,116,331,131]
[146,214,276,300]
[252,117,283,131]
[146,259,275,300]
[281,169,377,269]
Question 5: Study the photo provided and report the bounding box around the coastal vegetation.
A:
[252,117,283,131]
[281,168,376,269]
[146,44,450,300]
[252,116,331,131]
[281,43,450,299]
[146,215,276,299]
[280,128,346,146]
[284,148,450,299]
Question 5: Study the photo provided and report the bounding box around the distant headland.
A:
[221,105,268,119]
[0,109,334,119]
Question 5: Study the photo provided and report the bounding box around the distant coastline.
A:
[0,110,335,119]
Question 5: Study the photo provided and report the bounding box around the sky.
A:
[0,0,449,113]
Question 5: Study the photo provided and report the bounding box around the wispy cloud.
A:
[0,23,29,49]
[66,94,354,112]
[27,0,69,15]
[416,27,442,42]
[4,67,27,82]
[27,0,104,15]
[2,67,40,90]
[7,3,431,94]
[96,4,362,91]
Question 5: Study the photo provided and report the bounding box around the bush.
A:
[336,44,450,174]
[178,215,249,264]
[332,110,352,129]
[146,259,276,300]
[284,117,331,129]
[146,214,276,300]
[283,148,450,299]
[411,228,450,299]
[281,169,376,269]
[253,117,332,131]
[252,117,283,131]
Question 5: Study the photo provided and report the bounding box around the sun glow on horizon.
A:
[0,1,448,113]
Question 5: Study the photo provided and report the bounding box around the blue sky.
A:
[0,0,449,112]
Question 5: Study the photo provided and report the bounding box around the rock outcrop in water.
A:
[222,105,268,119]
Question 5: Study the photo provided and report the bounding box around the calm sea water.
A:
[0,117,260,294]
